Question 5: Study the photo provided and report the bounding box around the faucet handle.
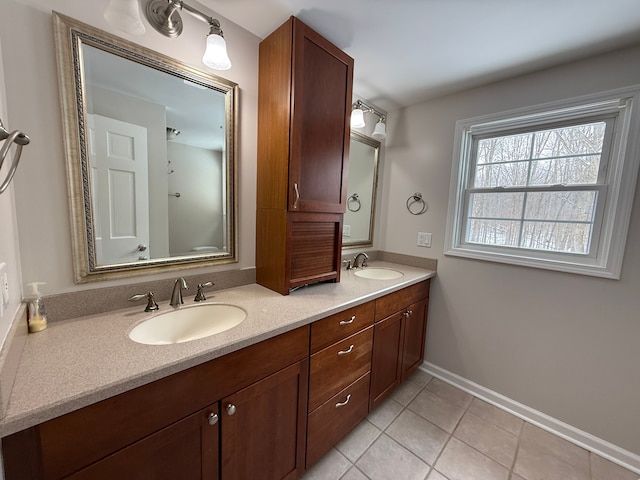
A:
[194,281,214,302]
[342,259,352,270]
[129,292,159,312]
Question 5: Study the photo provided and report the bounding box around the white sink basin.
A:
[129,304,246,345]
[354,268,404,280]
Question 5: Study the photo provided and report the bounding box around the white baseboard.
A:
[421,361,640,475]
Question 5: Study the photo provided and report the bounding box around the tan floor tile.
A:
[453,411,518,468]
[367,396,403,430]
[467,398,524,436]
[513,424,589,480]
[341,466,369,480]
[425,378,473,408]
[428,471,450,480]
[591,453,639,480]
[509,475,526,480]
[408,368,433,387]
[435,437,510,480]
[408,389,466,433]
[356,434,430,480]
[391,379,424,406]
[302,448,352,480]
[336,419,382,463]
[387,409,449,465]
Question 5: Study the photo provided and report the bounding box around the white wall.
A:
[0,0,259,294]
[0,38,23,347]
[382,44,640,455]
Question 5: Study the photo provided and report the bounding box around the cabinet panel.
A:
[369,311,404,410]
[289,18,353,213]
[68,405,219,480]
[308,326,373,411]
[374,280,430,321]
[306,372,370,468]
[310,301,374,354]
[289,213,342,286]
[221,360,308,480]
[401,298,428,380]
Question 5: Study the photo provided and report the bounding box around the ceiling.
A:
[206,0,640,112]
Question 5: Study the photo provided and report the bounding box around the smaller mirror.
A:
[343,132,380,248]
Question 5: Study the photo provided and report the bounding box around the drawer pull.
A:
[208,412,219,425]
[339,316,356,326]
[338,344,354,356]
[335,394,352,408]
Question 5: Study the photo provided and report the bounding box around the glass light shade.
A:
[372,120,386,139]
[202,34,232,70]
[350,108,366,128]
[104,0,146,36]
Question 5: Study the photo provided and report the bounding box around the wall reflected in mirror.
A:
[343,132,380,248]
[53,13,238,282]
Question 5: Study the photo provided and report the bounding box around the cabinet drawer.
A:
[375,280,430,321]
[306,372,370,468]
[310,301,374,353]
[308,326,373,411]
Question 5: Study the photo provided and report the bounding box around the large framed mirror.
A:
[53,13,238,283]
[343,132,380,248]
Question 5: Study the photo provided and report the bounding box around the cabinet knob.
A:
[338,344,354,356]
[404,310,413,317]
[208,412,219,425]
[225,403,237,416]
[335,394,351,408]
[339,315,355,326]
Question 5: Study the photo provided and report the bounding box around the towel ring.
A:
[347,193,361,212]
[406,192,428,215]
[0,121,30,195]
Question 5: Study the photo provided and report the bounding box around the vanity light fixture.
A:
[103,0,146,36]
[105,0,232,70]
[350,99,386,139]
[144,0,231,70]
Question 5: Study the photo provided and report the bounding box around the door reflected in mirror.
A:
[54,13,238,282]
[343,132,380,248]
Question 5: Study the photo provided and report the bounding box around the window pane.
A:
[532,122,605,158]
[474,162,528,187]
[470,192,524,219]
[467,219,521,247]
[528,156,600,185]
[524,191,597,222]
[477,133,532,164]
[520,221,592,254]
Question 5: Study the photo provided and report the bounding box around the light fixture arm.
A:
[354,99,385,122]
[145,0,222,38]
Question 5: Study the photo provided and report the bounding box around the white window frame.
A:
[445,86,640,279]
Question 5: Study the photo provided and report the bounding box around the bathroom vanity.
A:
[0,263,433,479]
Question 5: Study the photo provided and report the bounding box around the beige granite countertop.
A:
[0,261,434,437]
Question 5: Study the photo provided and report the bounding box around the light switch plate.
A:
[343,225,351,237]
[417,232,432,247]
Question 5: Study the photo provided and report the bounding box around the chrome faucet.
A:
[170,278,189,307]
[352,252,369,269]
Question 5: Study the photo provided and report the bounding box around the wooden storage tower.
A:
[256,16,354,295]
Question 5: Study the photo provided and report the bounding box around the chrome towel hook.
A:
[406,192,428,215]
[0,118,30,195]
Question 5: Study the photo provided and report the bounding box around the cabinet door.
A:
[68,405,219,480]
[369,311,404,410]
[289,18,353,214]
[221,360,308,480]
[401,298,429,380]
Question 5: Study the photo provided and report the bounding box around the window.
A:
[445,87,640,278]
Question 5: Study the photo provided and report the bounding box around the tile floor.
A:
[301,370,638,480]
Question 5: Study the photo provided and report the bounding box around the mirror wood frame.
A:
[343,131,381,249]
[53,12,238,283]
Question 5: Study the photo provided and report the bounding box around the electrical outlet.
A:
[343,225,351,237]
[417,232,432,247]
